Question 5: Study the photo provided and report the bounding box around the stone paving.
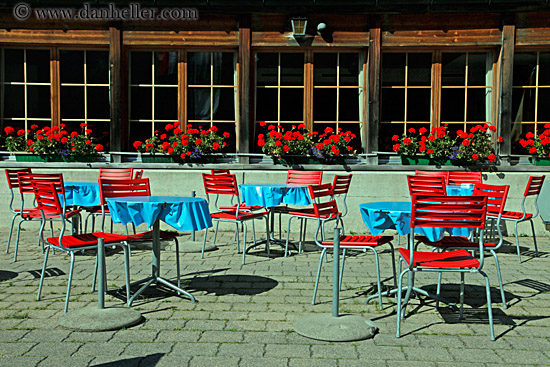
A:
[1,224,550,366]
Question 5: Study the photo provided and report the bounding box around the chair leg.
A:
[122,243,131,305]
[514,221,522,263]
[459,272,465,320]
[339,249,346,293]
[490,250,507,309]
[285,216,296,257]
[200,228,209,259]
[366,248,383,310]
[480,270,495,341]
[175,238,181,289]
[37,246,51,301]
[13,219,25,262]
[212,221,220,245]
[436,272,442,310]
[64,252,76,313]
[5,213,19,254]
[242,222,247,265]
[312,248,327,305]
[396,268,410,338]
[530,219,538,257]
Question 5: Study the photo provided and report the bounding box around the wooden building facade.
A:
[1,1,550,163]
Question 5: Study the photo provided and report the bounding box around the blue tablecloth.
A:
[446,184,475,196]
[64,182,100,206]
[106,196,212,231]
[239,184,311,208]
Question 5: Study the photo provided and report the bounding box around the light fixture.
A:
[290,17,308,37]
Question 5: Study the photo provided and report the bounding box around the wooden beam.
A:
[515,27,550,46]
[0,29,109,45]
[367,26,380,155]
[252,31,369,47]
[109,27,122,158]
[382,29,502,47]
[498,24,515,158]
[239,15,251,162]
[123,31,239,46]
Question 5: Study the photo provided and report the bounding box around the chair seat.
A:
[288,208,341,218]
[47,232,128,249]
[415,235,498,249]
[219,204,264,211]
[489,211,533,221]
[211,210,268,220]
[22,208,81,219]
[126,230,179,242]
[398,247,480,268]
[84,206,109,214]
[321,235,393,248]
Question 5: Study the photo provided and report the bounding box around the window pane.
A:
[256,53,278,87]
[442,53,466,86]
[130,122,152,144]
[468,53,492,86]
[314,53,337,86]
[538,52,550,86]
[60,86,84,119]
[187,87,213,120]
[512,88,535,122]
[216,123,236,152]
[538,88,550,122]
[188,52,211,85]
[407,53,432,87]
[313,88,337,121]
[441,88,465,121]
[87,87,110,119]
[60,50,84,84]
[280,53,304,86]
[3,85,24,117]
[26,50,50,83]
[513,52,537,86]
[87,51,109,84]
[27,86,50,118]
[130,52,152,85]
[511,122,533,154]
[155,52,178,85]
[467,88,491,122]
[214,88,236,121]
[379,123,405,151]
[153,87,177,121]
[130,87,152,119]
[407,89,431,121]
[255,88,278,121]
[339,53,360,86]
[3,49,24,82]
[219,53,236,85]
[90,121,110,146]
[382,53,405,86]
[280,88,303,121]
[381,88,404,121]
[339,89,360,121]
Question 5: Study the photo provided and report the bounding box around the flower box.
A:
[14,153,100,162]
[529,157,550,166]
[139,153,221,164]
[399,156,477,166]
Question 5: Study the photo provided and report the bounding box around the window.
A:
[254,51,364,151]
[60,50,110,145]
[379,51,495,151]
[0,49,51,134]
[512,51,550,153]
[129,51,178,144]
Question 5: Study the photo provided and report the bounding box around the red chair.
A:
[332,174,353,231]
[33,180,131,313]
[11,172,80,262]
[416,183,510,309]
[407,174,447,196]
[202,173,270,264]
[304,183,395,308]
[493,175,546,263]
[211,169,231,175]
[4,168,32,256]
[397,194,495,340]
[448,171,482,185]
[99,168,134,180]
[414,170,450,185]
[133,170,144,179]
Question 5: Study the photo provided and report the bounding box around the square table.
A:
[107,195,212,305]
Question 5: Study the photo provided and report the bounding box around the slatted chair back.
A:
[286,170,323,186]
[407,174,447,196]
[99,168,134,180]
[134,170,144,179]
[5,168,32,211]
[414,170,450,185]
[332,174,352,217]
[473,183,509,218]
[202,173,242,212]
[18,172,65,197]
[211,169,231,175]
[448,171,482,185]
[309,183,338,219]
[99,178,151,205]
[524,175,546,197]
[411,194,488,230]
[32,181,64,218]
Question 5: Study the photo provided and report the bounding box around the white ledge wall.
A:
[0,169,548,237]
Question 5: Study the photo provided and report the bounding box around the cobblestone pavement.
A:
[1,224,550,367]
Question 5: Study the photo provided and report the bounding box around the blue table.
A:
[107,196,212,304]
[64,182,100,206]
[239,183,311,208]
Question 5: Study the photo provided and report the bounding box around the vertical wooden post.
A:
[366,25,381,163]
[109,27,122,161]
[498,23,515,161]
[50,48,60,127]
[239,15,251,163]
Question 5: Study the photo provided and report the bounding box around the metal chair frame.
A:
[5,168,32,256]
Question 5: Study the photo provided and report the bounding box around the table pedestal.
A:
[127,220,196,306]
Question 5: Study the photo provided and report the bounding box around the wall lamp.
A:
[290,17,308,37]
